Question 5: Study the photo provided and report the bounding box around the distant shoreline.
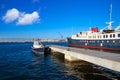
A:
[0,38,67,42]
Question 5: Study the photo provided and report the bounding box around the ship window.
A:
[94,36,96,38]
[76,34,79,37]
[118,34,120,37]
[89,36,91,38]
[98,36,99,38]
[113,34,115,38]
[106,35,108,38]
[110,34,112,38]
[103,35,105,38]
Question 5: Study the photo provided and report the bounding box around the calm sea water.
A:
[0,42,120,80]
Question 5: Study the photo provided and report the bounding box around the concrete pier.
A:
[50,45,120,72]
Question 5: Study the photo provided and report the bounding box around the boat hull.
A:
[32,47,44,55]
[67,37,120,51]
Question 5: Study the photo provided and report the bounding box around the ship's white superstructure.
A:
[67,4,120,50]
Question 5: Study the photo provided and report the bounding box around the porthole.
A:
[113,40,115,43]
[97,41,99,43]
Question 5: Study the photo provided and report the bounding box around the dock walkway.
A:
[50,45,120,72]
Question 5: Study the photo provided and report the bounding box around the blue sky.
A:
[0,0,120,39]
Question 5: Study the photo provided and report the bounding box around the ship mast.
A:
[107,4,113,30]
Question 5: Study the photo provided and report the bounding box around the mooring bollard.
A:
[67,48,70,51]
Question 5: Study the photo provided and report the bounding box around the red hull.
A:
[69,44,120,51]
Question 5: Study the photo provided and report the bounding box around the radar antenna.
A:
[106,4,113,30]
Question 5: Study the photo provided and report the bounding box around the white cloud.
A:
[3,8,19,23]
[2,8,40,25]
[17,11,40,25]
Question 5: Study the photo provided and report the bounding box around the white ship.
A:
[67,4,120,51]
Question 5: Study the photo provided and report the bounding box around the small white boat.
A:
[31,39,44,55]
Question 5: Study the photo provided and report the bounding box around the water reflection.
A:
[52,52,120,80]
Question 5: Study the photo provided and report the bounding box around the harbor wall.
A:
[50,46,120,72]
